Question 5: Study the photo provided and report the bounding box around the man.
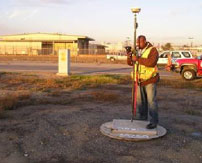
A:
[165,53,174,71]
[127,35,159,129]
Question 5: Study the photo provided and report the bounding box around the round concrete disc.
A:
[100,120,167,141]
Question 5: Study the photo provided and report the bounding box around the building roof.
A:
[0,33,94,42]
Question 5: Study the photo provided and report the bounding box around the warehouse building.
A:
[0,33,95,55]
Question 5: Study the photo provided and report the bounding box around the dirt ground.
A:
[0,72,202,163]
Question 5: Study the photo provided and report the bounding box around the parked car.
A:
[173,55,202,80]
[157,51,193,65]
[106,53,127,61]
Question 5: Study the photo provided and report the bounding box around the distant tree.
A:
[161,43,173,51]
[183,45,189,48]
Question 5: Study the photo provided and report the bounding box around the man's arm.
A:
[127,52,133,66]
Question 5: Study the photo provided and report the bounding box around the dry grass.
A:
[0,73,130,117]
[90,91,120,102]
[1,72,202,118]
[47,90,62,97]
[31,98,73,106]
[3,66,202,90]
[2,72,202,94]
[184,109,201,116]
[1,73,131,91]
[159,78,202,89]
[0,92,31,111]
[0,96,18,111]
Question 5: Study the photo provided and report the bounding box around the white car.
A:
[157,51,193,64]
[106,53,127,61]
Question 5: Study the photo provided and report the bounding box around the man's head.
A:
[137,35,147,49]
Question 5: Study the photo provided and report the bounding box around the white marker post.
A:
[57,49,70,76]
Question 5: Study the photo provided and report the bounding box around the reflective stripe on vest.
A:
[131,47,158,81]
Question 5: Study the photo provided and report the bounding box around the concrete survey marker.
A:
[100,119,167,141]
[57,49,70,76]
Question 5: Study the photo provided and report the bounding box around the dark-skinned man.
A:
[127,35,159,129]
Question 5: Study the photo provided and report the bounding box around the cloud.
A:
[10,0,97,8]
[8,10,20,19]
[12,0,74,6]
[7,8,39,21]
[41,0,70,4]
[170,3,202,17]
[169,7,190,16]
[23,9,39,20]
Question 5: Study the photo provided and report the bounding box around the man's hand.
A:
[127,52,133,58]
[127,52,133,66]
[132,56,138,62]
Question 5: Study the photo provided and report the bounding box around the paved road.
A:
[0,61,177,77]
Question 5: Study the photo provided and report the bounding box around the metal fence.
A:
[0,46,106,55]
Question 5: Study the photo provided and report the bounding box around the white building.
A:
[101,42,125,54]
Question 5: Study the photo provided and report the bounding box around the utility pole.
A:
[188,37,194,48]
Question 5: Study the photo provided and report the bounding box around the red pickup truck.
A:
[173,55,202,80]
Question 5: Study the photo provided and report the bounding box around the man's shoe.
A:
[146,123,157,129]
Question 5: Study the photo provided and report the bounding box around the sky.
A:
[0,0,202,45]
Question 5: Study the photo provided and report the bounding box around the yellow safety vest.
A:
[131,47,158,81]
